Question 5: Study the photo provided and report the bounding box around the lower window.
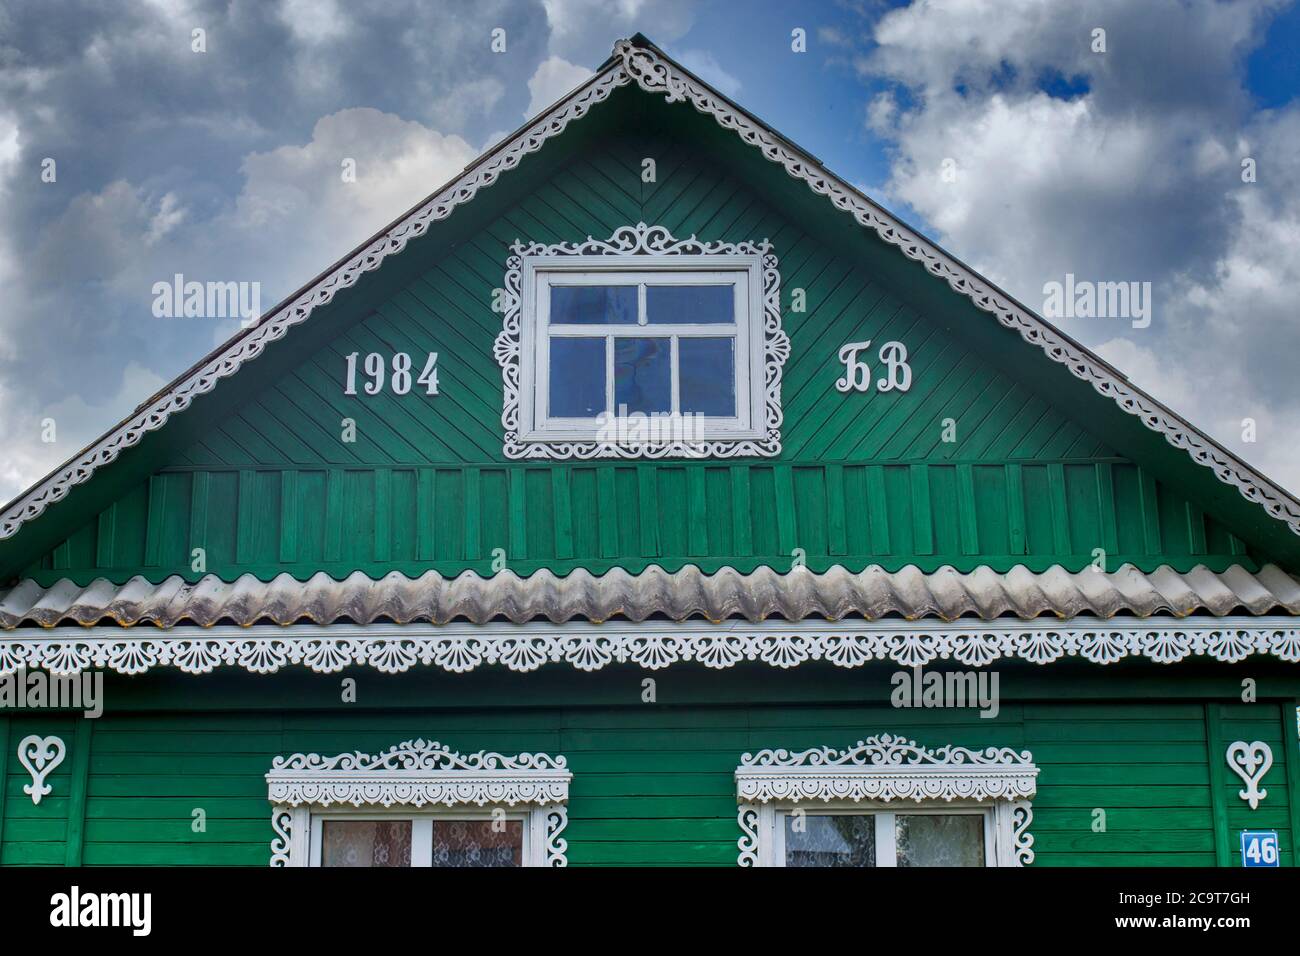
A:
[266,739,571,868]
[770,806,995,868]
[735,734,1038,867]
[313,811,539,868]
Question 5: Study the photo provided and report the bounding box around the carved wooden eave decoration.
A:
[4,36,1300,543]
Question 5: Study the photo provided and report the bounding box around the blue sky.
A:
[2,0,1299,505]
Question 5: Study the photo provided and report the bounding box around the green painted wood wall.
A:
[2,667,1297,867]
[21,121,1255,584]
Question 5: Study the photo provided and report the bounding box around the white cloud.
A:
[541,0,697,62]
[855,0,1300,492]
[678,49,741,97]
[525,56,593,118]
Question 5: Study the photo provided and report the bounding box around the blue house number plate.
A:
[1240,830,1279,867]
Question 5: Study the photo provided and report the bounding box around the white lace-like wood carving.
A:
[5,618,1300,677]
[1225,740,1273,809]
[17,734,66,805]
[266,739,571,867]
[736,734,1039,804]
[3,38,1298,539]
[494,221,789,459]
[735,734,1037,867]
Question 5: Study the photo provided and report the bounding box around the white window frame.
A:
[495,222,789,460]
[267,739,571,867]
[526,262,760,440]
[306,807,549,868]
[736,734,1038,867]
[750,801,1017,868]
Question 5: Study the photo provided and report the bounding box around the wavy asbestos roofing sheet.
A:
[3,563,1299,629]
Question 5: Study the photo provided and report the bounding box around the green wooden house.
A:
[2,35,1299,868]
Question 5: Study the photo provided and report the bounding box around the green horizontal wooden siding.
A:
[2,668,1297,867]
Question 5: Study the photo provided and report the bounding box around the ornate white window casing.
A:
[266,739,571,867]
[735,734,1037,867]
[495,222,789,459]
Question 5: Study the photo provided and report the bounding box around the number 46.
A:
[344,352,439,396]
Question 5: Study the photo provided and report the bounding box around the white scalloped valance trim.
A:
[495,222,788,459]
[735,734,1038,804]
[4,617,1300,677]
[265,738,571,808]
[3,38,1297,542]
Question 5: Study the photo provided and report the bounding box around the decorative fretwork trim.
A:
[3,38,1298,540]
[265,738,571,808]
[735,734,1039,804]
[495,222,789,459]
[5,617,1300,677]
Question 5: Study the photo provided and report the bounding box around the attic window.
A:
[496,223,789,460]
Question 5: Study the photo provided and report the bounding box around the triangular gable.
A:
[2,33,1298,560]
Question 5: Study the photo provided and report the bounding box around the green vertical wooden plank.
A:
[1228,532,1247,556]
[416,469,435,561]
[774,465,797,556]
[1005,463,1026,556]
[236,469,256,564]
[1205,703,1230,867]
[637,465,660,558]
[687,468,709,556]
[1138,468,1162,555]
[730,466,752,556]
[373,468,391,562]
[143,474,165,566]
[1284,701,1300,867]
[1186,503,1207,555]
[826,464,847,556]
[278,470,298,564]
[598,469,619,559]
[956,463,979,556]
[324,470,344,562]
[553,468,574,560]
[51,539,71,570]
[866,466,890,554]
[0,716,8,854]
[1047,463,1071,555]
[910,465,933,556]
[509,469,528,561]
[188,472,209,568]
[464,467,482,561]
[64,717,93,867]
[95,505,117,569]
[1096,463,1119,555]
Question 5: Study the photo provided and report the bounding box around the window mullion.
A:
[412,818,433,867]
[605,334,615,416]
[875,812,897,867]
[670,335,680,414]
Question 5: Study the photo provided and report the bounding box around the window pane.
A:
[613,336,671,414]
[551,285,637,324]
[679,337,735,416]
[549,337,605,417]
[320,820,412,867]
[646,284,733,324]
[431,819,523,868]
[784,814,875,867]
[896,814,985,867]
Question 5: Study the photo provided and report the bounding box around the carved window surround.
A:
[735,734,1038,867]
[266,739,571,867]
[495,222,789,459]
